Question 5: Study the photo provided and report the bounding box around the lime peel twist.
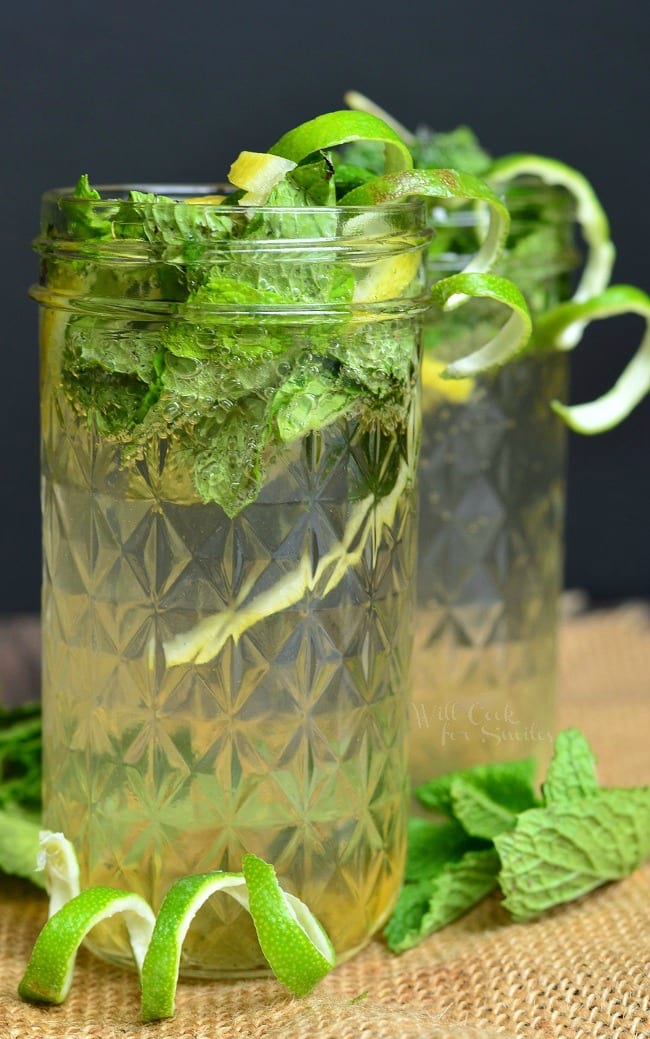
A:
[486,153,616,348]
[533,285,650,433]
[19,835,336,1022]
[18,887,156,1005]
[269,109,413,175]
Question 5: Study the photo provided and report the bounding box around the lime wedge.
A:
[243,854,335,998]
[269,110,413,174]
[38,831,80,917]
[340,169,510,306]
[487,154,616,347]
[430,273,533,377]
[228,151,297,205]
[140,872,249,1022]
[533,285,650,433]
[18,887,156,1005]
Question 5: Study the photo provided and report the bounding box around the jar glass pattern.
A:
[412,183,577,782]
[35,187,430,975]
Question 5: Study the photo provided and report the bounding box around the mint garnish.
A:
[388,728,650,951]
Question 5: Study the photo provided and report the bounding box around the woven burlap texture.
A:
[0,604,648,1039]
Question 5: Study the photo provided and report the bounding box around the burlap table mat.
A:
[0,604,648,1039]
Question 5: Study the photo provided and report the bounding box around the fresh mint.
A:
[387,729,650,951]
[0,705,44,887]
[495,789,650,920]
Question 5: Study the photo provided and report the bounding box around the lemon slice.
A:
[18,887,156,1005]
[430,273,533,377]
[228,151,297,205]
[243,854,335,998]
[421,356,474,403]
[352,249,422,304]
[186,194,228,205]
[269,110,413,174]
[533,285,650,433]
[340,169,510,307]
[487,154,616,348]
[140,872,249,1022]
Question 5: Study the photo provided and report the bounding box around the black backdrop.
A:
[1,0,649,611]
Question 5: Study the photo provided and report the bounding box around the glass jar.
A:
[411,183,577,784]
[34,187,430,975]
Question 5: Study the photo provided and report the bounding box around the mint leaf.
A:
[60,174,115,240]
[411,126,492,177]
[0,808,44,888]
[190,401,269,516]
[271,367,354,443]
[385,849,500,953]
[450,778,520,839]
[415,757,538,817]
[0,705,42,813]
[495,788,650,921]
[542,727,599,804]
[405,818,487,882]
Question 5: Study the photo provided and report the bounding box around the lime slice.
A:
[228,151,297,205]
[430,273,533,378]
[243,854,335,998]
[487,154,616,347]
[533,285,650,433]
[18,887,156,1005]
[38,831,80,916]
[340,169,510,306]
[140,872,249,1022]
[269,110,412,174]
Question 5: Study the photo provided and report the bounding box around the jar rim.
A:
[41,183,428,219]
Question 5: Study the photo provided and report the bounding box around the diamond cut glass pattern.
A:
[42,387,416,975]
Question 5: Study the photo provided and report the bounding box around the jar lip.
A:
[42,183,428,218]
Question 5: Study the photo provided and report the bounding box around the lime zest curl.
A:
[534,285,650,433]
[486,153,616,348]
[19,837,335,1021]
[269,110,413,174]
[430,273,533,378]
[18,887,156,1005]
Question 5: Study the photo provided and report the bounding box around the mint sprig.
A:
[388,728,650,951]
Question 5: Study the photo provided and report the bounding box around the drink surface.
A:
[41,319,417,975]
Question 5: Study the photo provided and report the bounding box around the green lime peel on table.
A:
[386,728,650,952]
[18,839,335,1021]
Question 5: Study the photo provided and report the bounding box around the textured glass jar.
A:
[34,187,430,975]
[411,184,577,783]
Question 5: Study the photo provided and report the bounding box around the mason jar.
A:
[34,187,430,975]
[411,183,577,783]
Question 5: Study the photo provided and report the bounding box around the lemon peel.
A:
[228,151,297,206]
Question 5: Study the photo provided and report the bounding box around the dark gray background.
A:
[2,0,649,611]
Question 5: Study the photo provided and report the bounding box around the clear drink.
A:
[412,185,575,782]
[36,188,429,974]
